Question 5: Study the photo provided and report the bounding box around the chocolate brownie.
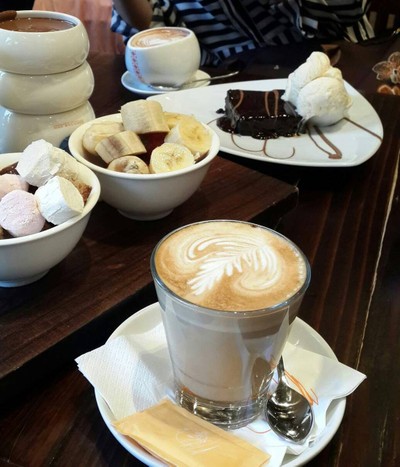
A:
[217,89,301,139]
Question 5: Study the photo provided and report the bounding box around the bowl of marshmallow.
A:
[0,139,101,287]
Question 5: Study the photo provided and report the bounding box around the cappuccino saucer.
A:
[94,302,347,467]
[121,70,211,96]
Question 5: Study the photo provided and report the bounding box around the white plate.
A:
[149,79,383,167]
[121,69,211,96]
[95,302,346,466]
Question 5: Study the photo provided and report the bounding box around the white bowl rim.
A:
[68,113,220,180]
[0,60,92,81]
[0,152,101,246]
[8,10,83,29]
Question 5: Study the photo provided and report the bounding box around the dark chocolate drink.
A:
[0,16,75,32]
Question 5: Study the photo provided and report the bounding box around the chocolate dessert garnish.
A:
[217,89,302,140]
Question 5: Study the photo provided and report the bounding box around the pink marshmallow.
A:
[0,190,45,238]
[0,174,29,200]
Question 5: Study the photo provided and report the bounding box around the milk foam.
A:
[133,28,189,48]
[154,221,307,311]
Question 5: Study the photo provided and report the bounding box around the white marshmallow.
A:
[0,174,29,200]
[35,176,84,225]
[0,190,45,237]
[17,139,82,187]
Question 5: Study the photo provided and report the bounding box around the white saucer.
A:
[94,302,346,467]
[121,69,211,96]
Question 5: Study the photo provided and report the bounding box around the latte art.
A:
[132,28,189,48]
[187,237,283,294]
[154,221,307,311]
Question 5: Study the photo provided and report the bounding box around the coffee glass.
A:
[150,220,311,429]
[125,27,201,87]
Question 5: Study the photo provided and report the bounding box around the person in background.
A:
[111,0,375,66]
[0,0,35,11]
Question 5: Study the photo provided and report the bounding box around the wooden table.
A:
[0,51,300,399]
[1,35,399,466]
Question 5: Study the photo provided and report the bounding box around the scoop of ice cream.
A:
[323,67,343,80]
[0,190,45,237]
[35,176,84,225]
[282,51,352,126]
[296,77,352,126]
[0,174,29,200]
[282,52,331,104]
[17,139,83,187]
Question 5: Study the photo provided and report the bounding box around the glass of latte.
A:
[125,27,201,87]
[151,220,311,429]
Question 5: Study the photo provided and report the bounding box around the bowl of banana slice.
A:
[68,99,220,220]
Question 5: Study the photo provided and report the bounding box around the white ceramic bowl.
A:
[68,114,220,220]
[0,61,94,115]
[0,101,95,153]
[0,10,89,75]
[0,152,101,287]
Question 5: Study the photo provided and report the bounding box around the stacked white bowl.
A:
[0,10,95,152]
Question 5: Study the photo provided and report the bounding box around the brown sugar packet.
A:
[114,399,270,466]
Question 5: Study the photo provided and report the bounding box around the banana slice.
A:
[95,130,147,164]
[121,100,169,134]
[164,111,188,130]
[82,121,124,155]
[149,143,195,174]
[164,115,212,161]
[108,156,149,174]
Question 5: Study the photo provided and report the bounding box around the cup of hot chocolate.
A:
[125,27,201,87]
[0,10,89,75]
[0,10,94,152]
[151,220,311,429]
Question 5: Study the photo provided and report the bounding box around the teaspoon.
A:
[149,70,240,92]
[265,357,314,444]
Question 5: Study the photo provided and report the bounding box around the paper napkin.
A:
[76,313,366,467]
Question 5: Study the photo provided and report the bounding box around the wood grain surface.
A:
[1,37,399,467]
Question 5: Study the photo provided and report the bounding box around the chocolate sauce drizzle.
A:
[343,117,383,141]
[306,125,342,160]
[264,90,280,117]
[210,114,382,162]
[233,89,281,116]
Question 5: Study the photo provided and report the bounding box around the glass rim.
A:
[150,219,311,317]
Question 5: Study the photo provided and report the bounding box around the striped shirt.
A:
[111,0,374,66]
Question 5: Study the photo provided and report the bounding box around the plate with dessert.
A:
[150,52,383,167]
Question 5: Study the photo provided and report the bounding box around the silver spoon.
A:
[265,357,314,444]
[148,70,240,91]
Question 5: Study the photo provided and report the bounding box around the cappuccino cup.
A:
[125,27,201,87]
[151,220,311,429]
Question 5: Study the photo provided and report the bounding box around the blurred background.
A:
[1,0,398,56]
